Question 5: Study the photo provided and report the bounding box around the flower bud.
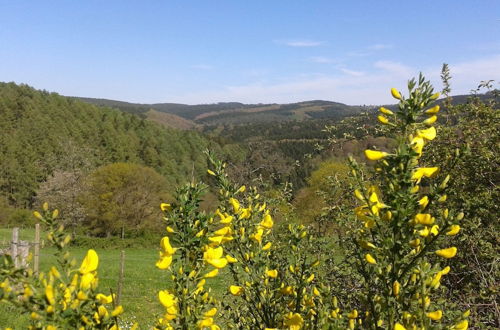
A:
[391,88,402,100]
[430,92,440,100]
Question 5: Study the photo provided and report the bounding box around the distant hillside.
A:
[71,97,197,129]
[75,91,497,127]
[0,83,226,207]
[145,109,196,130]
[74,97,369,126]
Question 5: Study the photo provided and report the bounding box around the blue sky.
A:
[1,1,499,105]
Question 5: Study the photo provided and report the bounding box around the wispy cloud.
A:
[347,44,393,58]
[277,39,325,47]
[346,51,371,57]
[190,64,214,70]
[368,43,393,50]
[340,68,365,77]
[308,56,337,63]
[166,55,500,105]
[444,54,500,91]
[374,61,415,78]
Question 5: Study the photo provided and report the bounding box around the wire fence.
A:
[0,227,175,302]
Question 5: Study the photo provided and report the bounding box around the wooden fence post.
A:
[116,250,125,305]
[11,227,19,268]
[34,223,40,274]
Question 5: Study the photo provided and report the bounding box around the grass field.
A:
[0,227,227,329]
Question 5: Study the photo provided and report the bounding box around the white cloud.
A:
[368,44,393,50]
[308,56,337,63]
[374,61,415,78]
[165,55,500,105]
[277,39,325,47]
[346,44,393,58]
[438,55,500,94]
[340,68,365,77]
[346,51,371,57]
[190,64,214,70]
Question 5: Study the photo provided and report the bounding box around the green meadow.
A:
[0,228,225,328]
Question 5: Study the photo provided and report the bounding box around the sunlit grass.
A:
[0,238,229,328]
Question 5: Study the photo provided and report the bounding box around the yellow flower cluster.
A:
[156,183,223,329]
[349,81,468,329]
[204,153,330,329]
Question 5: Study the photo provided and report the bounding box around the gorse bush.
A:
[0,76,475,329]
[1,203,123,329]
[204,152,329,329]
[344,75,468,329]
[422,75,499,327]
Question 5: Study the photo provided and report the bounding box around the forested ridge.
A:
[0,82,230,208]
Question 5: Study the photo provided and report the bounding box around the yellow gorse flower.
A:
[204,269,219,278]
[414,213,434,225]
[435,247,457,259]
[80,273,96,290]
[426,310,443,321]
[446,225,460,236]
[411,167,439,182]
[156,236,177,269]
[229,198,240,213]
[96,293,114,304]
[416,126,436,141]
[33,211,43,220]
[425,105,440,114]
[393,281,400,296]
[250,228,264,243]
[262,242,272,251]
[159,290,177,318]
[229,285,244,296]
[203,247,228,269]
[259,213,274,229]
[378,115,390,125]
[418,196,429,209]
[379,107,394,115]
[391,88,402,100]
[284,312,304,330]
[160,203,172,212]
[111,305,124,317]
[205,307,217,317]
[453,320,469,330]
[364,150,389,161]
[45,285,56,305]
[347,309,358,319]
[365,254,377,264]
[266,269,278,278]
[423,115,437,125]
[79,249,99,274]
[430,92,440,100]
[411,136,425,156]
[354,189,365,201]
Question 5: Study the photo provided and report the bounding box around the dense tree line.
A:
[0,82,226,208]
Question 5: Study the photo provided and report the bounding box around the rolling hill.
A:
[73,91,496,128]
[0,83,229,207]
[72,97,370,127]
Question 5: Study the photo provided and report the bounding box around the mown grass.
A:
[0,227,228,329]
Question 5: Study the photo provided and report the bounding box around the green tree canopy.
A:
[79,163,170,237]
